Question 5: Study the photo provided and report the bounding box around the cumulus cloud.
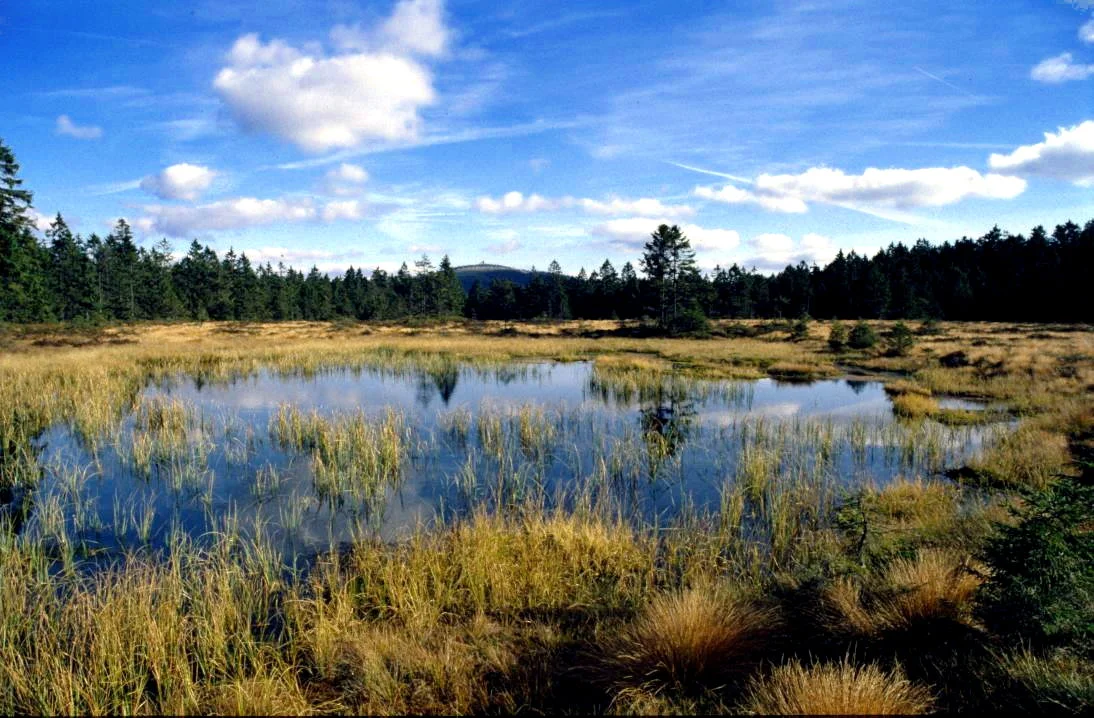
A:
[696,166,1024,214]
[1031,53,1094,83]
[140,163,217,201]
[589,218,741,254]
[214,2,447,153]
[988,120,1094,185]
[474,191,693,217]
[738,233,839,272]
[330,0,449,57]
[55,115,102,140]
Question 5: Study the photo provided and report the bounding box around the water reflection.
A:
[10,361,1002,565]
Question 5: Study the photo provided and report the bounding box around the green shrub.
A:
[848,321,878,350]
[790,315,810,342]
[975,474,1094,656]
[669,308,711,337]
[885,321,916,356]
[827,321,848,351]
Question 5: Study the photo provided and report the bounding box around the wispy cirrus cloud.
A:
[56,115,102,140]
[474,191,693,217]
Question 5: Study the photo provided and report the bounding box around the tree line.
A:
[2,138,1092,326]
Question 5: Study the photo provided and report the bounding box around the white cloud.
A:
[739,232,839,272]
[214,22,438,152]
[474,191,562,213]
[323,163,370,195]
[1082,20,1094,44]
[589,217,740,254]
[321,199,365,221]
[330,0,449,57]
[55,115,102,140]
[382,0,449,56]
[140,163,217,201]
[474,192,693,217]
[694,184,808,213]
[329,163,368,183]
[988,120,1094,185]
[1031,53,1094,83]
[28,209,55,233]
[579,196,694,218]
[529,157,550,173]
[695,166,1023,214]
[136,197,317,236]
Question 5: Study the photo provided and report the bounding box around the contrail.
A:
[913,66,977,98]
[665,161,754,184]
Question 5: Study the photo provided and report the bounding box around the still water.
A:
[20,361,1002,560]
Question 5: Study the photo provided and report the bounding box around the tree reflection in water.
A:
[639,381,697,475]
[415,362,460,407]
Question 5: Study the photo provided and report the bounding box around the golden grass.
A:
[891,393,940,419]
[596,585,779,696]
[743,657,934,715]
[0,319,1091,714]
[966,424,1072,490]
[823,548,982,635]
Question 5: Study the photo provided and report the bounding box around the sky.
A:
[2,0,1093,275]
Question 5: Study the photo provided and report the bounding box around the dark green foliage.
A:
[848,321,879,350]
[789,315,810,342]
[827,320,848,351]
[975,474,1094,656]
[885,321,915,356]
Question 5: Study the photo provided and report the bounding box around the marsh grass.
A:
[0,319,1089,714]
[595,585,780,698]
[742,656,935,715]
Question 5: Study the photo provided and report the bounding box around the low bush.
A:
[848,321,879,350]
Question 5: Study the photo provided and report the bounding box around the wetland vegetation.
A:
[0,318,1091,714]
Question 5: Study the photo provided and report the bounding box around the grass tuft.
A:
[596,585,779,697]
[743,656,935,715]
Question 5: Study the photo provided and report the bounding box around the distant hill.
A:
[453,263,542,293]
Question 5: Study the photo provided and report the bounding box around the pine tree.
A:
[46,213,95,321]
[0,139,52,321]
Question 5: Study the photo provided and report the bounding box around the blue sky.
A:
[2,0,1093,274]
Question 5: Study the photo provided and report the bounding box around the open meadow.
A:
[0,318,1091,714]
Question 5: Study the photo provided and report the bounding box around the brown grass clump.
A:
[743,657,934,715]
[597,585,780,697]
[876,548,982,629]
[823,548,982,635]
